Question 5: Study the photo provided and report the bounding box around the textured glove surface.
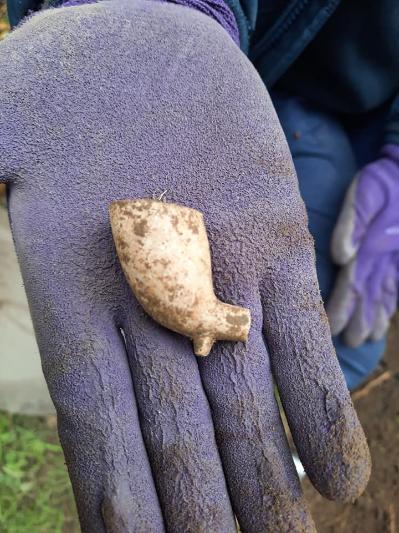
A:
[329,144,399,347]
[0,2,370,531]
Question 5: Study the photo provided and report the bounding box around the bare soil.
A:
[304,315,399,533]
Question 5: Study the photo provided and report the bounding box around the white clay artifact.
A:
[109,199,251,356]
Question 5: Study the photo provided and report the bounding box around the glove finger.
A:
[370,264,398,341]
[122,302,237,532]
[30,310,165,532]
[198,291,316,533]
[331,171,386,265]
[343,298,372,348]
[370,303,391,342]
[343,254,392,347]
[261,241,371,504]
[326,260,357,336]
[382,268,399,316]
[331,177,360,264]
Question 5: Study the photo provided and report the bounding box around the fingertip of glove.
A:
[305,402,371,504]
[331,179,359,265]
[319,446,371,504]
[343,327,367,349]
[331,229,356,266]
[369,308,391,342]
[325,269,357,338]
[101,488,164,533]
[326,314,345,338]
[325,303,347,338]
[102,489,140,532]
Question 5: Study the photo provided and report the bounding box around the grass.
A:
[0,411,79,533]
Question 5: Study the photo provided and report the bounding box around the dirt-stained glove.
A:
[328,144,399,347]
[0,2,370,531]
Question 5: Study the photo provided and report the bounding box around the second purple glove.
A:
[328,144,399,347]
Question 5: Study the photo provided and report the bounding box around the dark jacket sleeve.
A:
[224,0,257,53]
[385,93,399,145]
[7,0,42,27]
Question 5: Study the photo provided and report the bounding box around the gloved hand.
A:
[328,144,399,347]
[0,2,370,531]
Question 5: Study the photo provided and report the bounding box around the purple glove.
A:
[328,144,399,347]
[0,2,370,531]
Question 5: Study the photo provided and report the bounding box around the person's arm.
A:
[384,92,399,146]
[1,2,370,530]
